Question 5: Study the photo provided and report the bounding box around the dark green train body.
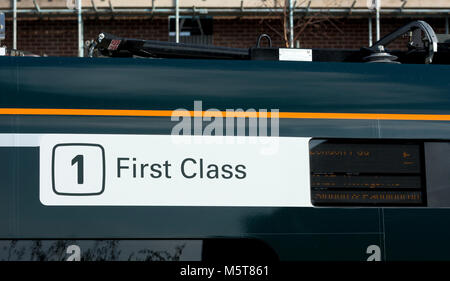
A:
[0,56,449,261]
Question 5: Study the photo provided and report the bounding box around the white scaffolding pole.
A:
[289,0,294,48]
[175,0,179,43]
[77,0,84,57]
[4,7,450,17]
[368,16,373,46]
[375,0,380,41]
[12,0,16,49]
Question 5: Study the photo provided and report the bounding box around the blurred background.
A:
[0,0,449,57]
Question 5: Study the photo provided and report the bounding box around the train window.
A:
[309,139,426,207]
[424,142,450,207]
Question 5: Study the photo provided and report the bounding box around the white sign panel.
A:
[279,48,313,62]
[39,134,312,207]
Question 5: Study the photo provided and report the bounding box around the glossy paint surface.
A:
[0,57,449,260]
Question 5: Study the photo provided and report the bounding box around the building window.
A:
[169,16,213,45]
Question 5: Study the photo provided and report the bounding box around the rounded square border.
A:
[52,143,106,196]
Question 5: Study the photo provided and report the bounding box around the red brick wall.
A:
[214,17,447,49]
[2,19,78,56]
[2,18,168,56]
[1,16,447,56]
[84,18,169,43]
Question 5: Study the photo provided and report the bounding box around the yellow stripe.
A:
[0,108,449,121]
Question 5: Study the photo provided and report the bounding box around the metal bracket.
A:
[109,0,115,19]
[304,0,311,18]
[33,0,44,19]
[370,20,438,64]
[91,0,98,13]
[399,0,407,13]
[91,0,99,20]
[348,0,356,16]
[237,0,244,19]
[150,0,155,19]
[196,17,204,36]
[33,0,41,13]
[180,18,186,33]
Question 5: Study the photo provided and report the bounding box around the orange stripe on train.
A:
[0,108,449,121]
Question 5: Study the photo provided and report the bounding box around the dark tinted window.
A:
[309,139,426,207]
[425,142,450,207]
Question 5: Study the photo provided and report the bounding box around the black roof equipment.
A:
[89,20,450,65]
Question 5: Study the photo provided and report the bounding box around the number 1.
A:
[72,155,84,184]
